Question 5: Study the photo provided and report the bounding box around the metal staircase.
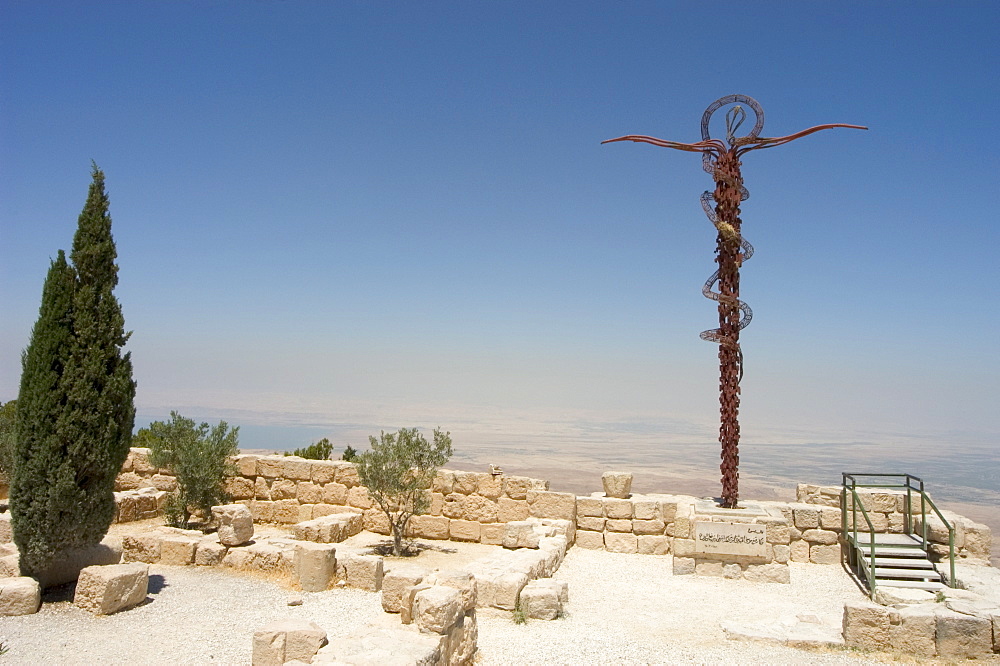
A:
[842,474,955,596]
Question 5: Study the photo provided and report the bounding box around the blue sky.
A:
[2,2,998,457]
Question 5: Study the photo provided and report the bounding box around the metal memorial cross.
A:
[605,94,866,508]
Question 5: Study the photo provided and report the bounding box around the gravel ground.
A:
[2,549,892,665]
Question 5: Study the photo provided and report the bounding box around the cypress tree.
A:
[11,165,136,577]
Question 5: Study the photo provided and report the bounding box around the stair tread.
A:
[861,556,935,569]
[853,533,926,547]
[876,579,948,591]
[873,567,942,579]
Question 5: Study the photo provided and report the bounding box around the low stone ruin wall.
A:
[797,483,991,563]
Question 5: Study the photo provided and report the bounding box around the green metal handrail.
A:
[841,473,955,593]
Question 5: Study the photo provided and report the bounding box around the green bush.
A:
[142,411,239,528]
[0,400,15,483]
[286,437,333,460]
[356,428,452,556]
[11,165,135,577]
[342,444,358,462]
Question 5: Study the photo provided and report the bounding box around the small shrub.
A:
[0,400,14,483]
[286,438,333,460]
[342,444,358,461]
[141,411,239,528]
[512,598,528,624]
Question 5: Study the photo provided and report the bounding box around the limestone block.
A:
[159,534,198,566]
[453,472,478,495]
[576,516,604,532]
[294,542,337,592]
[810,543,841,565]
[447,610,478,666]
[363,508,391,535]
[270,479,297,500]
[419,491,440,516]
[432,470,456,494]
[574,530,604,550]
[632,519,665,536]
[415,586,464,635]
[887,512,906,533]
[347,485,371,509]
[426,570,477,612]
[336,464,360,488]
[294,481,322,505]
[858,491,899,514]
[252,618,327,666]
[772,544,790,564]
[659,500,679,524]
[790,539,810,562]
[602,498,632,519]
[0,513,13,543]
[235,454,259,477]
[602,471,633,498]
[793,507,819,529]
[695,560,724,577]
[298,504,316,523]
[245,500,273,523]
[509,549,549,579]
[668,512,692,539]
[310,460,339,484]
[497,497,529,523]
[252,476,271,501]
[462,495,498,523]
[888,605,936,657]
[672,538,695,557]
[130,448,155,473]
[442,493,465,519]
[846,510,888,533]
[213,503,254,546]
[222,476,253,501]
[743,563,790,584]
[410,514,450,540]
[720,563,740,579]
[245,541,294,574]
[490,570,530,611]
[0,577,40,615]
[480,523,504,546]
[842,601,892,651]
[765,522,791,545]
[475,473,503,500]
[935,608,993,658]
[520,580,561,620]
[114,494,138,523]
[526,490,576,521]
[603,518,629,533]
[874,587,935,606]
[272,499,301,524]
[401,582,433,624]
[450,519,481,542]
[311,503,342,518]
[36,537,124,588]
[819,506,842,530]
[0,546,20,577]
[73,563,148,615]
[149,474,178,492]
[802,529,839,546]
[575,497,602,517]
[341,553,384,591]
[961,519,992,561]
[195,539,227,566]
[604,532,638,554]
[637,535,670,555]
[316,483,345,508]
[503,521,540,549]
[278,457,311,481]
[672,556,695,575]
[115,471,142,491]
[122,533,162,564]
[382,565,429,613]
[256,456,284,479]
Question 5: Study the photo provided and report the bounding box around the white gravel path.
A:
[1,551,890,665]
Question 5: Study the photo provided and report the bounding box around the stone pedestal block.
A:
[602,471,633,498]
[212,503,254,546]
[74,563,148,615]
[294,542,337,592]
[0,576,40,616]
[252,618,327,666]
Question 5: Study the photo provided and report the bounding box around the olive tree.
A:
[355,427,452,556]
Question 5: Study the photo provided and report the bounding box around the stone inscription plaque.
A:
[693,521,767,557]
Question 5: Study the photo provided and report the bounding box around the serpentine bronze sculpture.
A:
[605,94,866,508]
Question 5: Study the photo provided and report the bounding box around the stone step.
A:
[873,567,942,580]
[853,544,926,558]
